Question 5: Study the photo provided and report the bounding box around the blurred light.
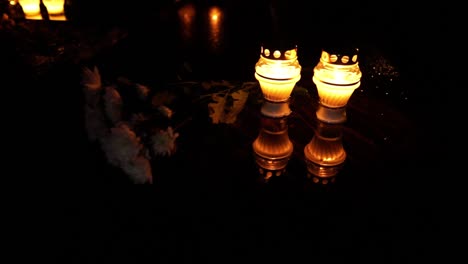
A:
[177,3,196,42]
[208,6,223,52]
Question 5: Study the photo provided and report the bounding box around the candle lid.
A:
[320,47,359,65]
[260,40,298,60]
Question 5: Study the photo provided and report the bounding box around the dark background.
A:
[2,1,448,263]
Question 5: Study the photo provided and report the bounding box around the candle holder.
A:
[252,41,301,181]
[252,115,293,182]
[254,43,301,118]
[312,47,362,124]
[304,118,346,184]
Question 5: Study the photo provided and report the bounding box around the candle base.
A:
[253,152,291,182]
[24,14,43,20]
[260,99,291,118]
[316,104,347,124]
[305,158,344,178]
[48,14,67,21]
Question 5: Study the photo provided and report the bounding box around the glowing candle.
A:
[252,43,300,178]
[42,0,66,20]
[312,48,362,123]
[18,0,41,20]
[255,47,301,102]
[254,44,301,117]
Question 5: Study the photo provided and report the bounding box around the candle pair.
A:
[254,44,361,123]
[17,0,66,20]
[253,44,362,181]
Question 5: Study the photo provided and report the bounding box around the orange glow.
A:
[209,6,221,22]
[9,1,16,5]
[253,116,293,174]
[178,3,196,23]
[49,14,66,21]
[208,6,223,52]
[304,120,346,178]
[178,4,196,41]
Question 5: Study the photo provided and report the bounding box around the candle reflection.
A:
[304,111,346,184]
[253,113,293,182]
[177,3,196,42]
[208,6,223,52]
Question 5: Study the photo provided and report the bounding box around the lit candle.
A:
[312,48,362,123]
[18,0,41,20]
[254,44,301,117]
[252,43,300,178]
[42,0,66,20]
[255,47,301,102]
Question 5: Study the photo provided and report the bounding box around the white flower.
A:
[83,105,108,141]
[151,127,179,157]
[121,156,153,184]
[135,83,151,100]
[103,85,122,125]
[100,123,143,168]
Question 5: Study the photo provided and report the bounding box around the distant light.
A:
[209,6,221,22]
[10,0,16,5]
